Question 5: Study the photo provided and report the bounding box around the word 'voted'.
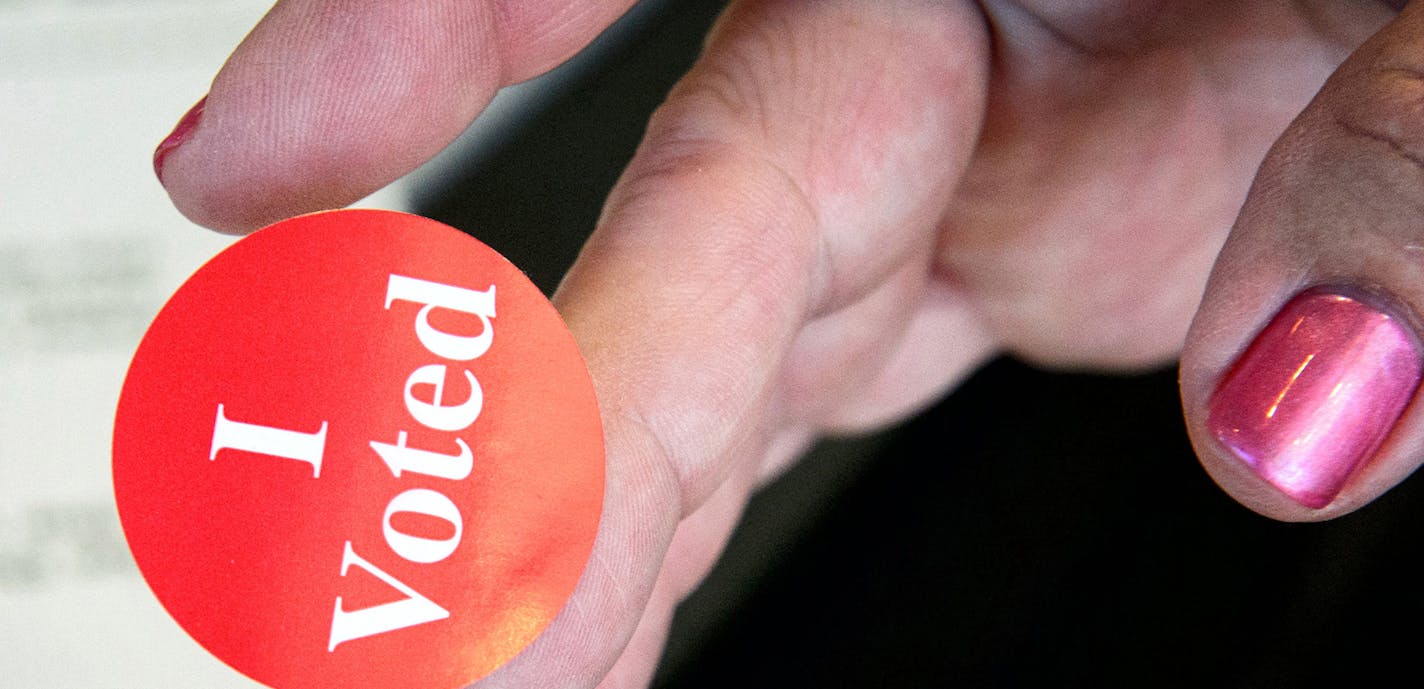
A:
[208,274,496,651]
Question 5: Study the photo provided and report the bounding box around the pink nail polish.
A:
[153,95,207,184]
[1208,288,1423,508]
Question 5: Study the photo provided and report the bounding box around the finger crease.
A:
[1335,115,1424,173]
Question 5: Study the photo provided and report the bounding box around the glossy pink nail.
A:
[153,95,207,184]
[1208,288,1423,508]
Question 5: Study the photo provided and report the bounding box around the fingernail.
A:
[1208,288,1423,508]
[153,95,207,184]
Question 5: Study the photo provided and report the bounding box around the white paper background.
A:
[0,2,403,686]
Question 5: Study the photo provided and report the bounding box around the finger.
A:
[476,0,992,685]
[1182,2,1424,521]
[594,441,768,689]
[155,0,637,232]
[593,430,810,689]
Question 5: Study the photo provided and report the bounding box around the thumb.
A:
[153,0,636,233]
[1183,1,1424,520]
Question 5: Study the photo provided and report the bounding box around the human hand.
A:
[153,1,1421,686]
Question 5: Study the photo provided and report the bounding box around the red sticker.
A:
[113,209,603,689]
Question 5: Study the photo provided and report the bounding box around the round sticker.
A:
[113,209,604,689]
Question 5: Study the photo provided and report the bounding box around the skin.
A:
[155,1,1424,686]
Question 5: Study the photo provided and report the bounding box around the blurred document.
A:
[0,2,404,686]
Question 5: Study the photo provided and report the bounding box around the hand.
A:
[153,1,1421,686]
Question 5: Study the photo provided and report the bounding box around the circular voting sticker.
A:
[113,210,604,689]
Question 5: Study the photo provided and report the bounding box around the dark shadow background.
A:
[413,2,1424,685]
